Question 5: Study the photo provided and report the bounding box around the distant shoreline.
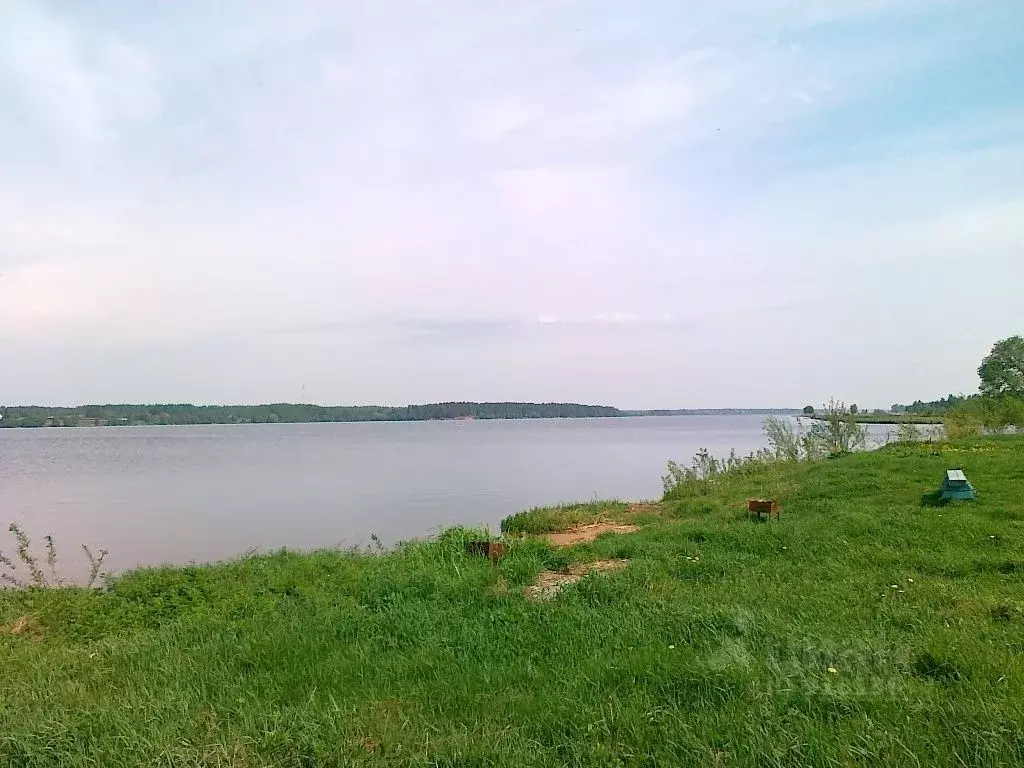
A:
[804,413,943,425]
[0,402,800,429]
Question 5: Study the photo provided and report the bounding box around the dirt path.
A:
[523,559,630,600]
[542,522,639,547]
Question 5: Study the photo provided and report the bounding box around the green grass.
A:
[808,413,944,424]
[3,437,1024,766]
[500,500,633,534]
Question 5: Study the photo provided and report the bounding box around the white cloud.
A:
[0,0,1018,406]
[0,2,160,165]
[463,101,534,143]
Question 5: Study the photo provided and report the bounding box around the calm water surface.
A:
[0,416,896,572]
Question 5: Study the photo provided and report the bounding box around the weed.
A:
[10,523,46,586]
[663,447,727,495]
[82,545,109,589]
[1,524,108,589]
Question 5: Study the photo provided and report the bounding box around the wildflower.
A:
[827,667,838,674]
[907,578,914,583]
[668,645,675,650]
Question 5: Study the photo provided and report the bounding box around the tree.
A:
[802,405,815,415]
[979,336,1024,398]
[849,403,859,414]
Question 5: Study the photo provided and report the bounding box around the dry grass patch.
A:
[2,615,44,642]
[523,559,630,601]
[543,522,639,547]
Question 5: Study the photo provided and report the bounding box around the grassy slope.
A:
[501,500,634,534]
[3,437,1024,767]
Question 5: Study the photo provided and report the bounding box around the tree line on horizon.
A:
[4,336,1021,430]
[0,401,623,428]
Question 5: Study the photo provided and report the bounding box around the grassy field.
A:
[3,437,1024,766]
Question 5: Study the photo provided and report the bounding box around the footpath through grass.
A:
[3,436,1024,766]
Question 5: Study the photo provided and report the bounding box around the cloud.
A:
[0,0,1021,406]
[0,2,161,166]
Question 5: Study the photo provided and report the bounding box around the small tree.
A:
[807,400,868,455]
[849,403,859,415]
[802,405,815,415]
[979,336,1024,398]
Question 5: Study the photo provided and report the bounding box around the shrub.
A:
[764,416,812,461]
[943,412,984,439]
[663,447,778,498]
[806,400,867,455]
[662,448,720,496]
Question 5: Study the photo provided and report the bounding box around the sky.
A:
[1,1,1022,409]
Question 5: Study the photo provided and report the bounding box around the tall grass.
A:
[500,500,631,534]
[662,404,875,500]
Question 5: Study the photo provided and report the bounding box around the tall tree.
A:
[979,336,1024,398]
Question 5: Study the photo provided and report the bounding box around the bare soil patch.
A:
[524,559,630,600]
[543,523,639,547]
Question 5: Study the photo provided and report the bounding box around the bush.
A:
[663,447,778,498]
[662,448,720,496]
[943,412,984,439]
[764,416,816,461]
[806,400,867,455]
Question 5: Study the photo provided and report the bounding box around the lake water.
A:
[0,416,900,573]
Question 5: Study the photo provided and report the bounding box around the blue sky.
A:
[1,0,1022,408]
